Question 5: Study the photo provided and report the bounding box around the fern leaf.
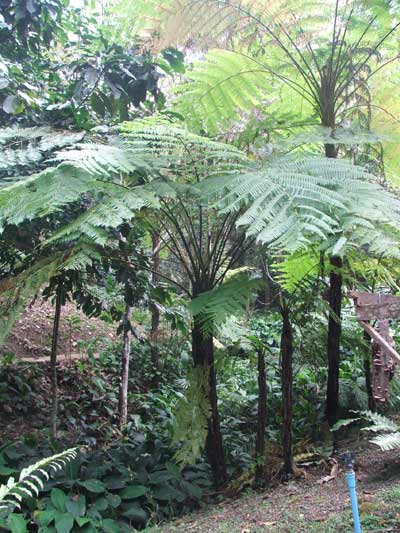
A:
[0,448,79,518]
[370,433,400,451]
[189,272,262,335]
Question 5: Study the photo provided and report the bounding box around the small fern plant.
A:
[332,411,400,452]
[0,448,79,519]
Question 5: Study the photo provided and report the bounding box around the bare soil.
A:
[0,298,116,361]
[157,447,400,532]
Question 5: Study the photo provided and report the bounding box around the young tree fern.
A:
[333,411,400,451]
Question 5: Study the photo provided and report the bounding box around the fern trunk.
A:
[255,346,267,484]
[50,283,62,438]
[324,129,343,426]
[280,300,294,478]
[119,302,132,429]
[150,231,160,383]
[192,317,227,488]
[326,255,342,425]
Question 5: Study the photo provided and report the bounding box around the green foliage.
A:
[171,367,211,465]
[333,411,400,452]
[217,156,400,254]
[0,448,78,518]
[189,273,262,335]
[0,127,85,181]
[173,49,274,134]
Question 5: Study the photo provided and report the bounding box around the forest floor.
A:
[2,302,400,532]
[0,297,116,361]
[150,447,400,532]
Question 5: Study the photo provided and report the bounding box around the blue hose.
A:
[345,469,362,533]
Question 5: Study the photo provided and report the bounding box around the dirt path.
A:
[157,447,400,532]
[17,352,98,363]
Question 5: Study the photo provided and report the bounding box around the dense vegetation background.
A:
[2,0,400,531]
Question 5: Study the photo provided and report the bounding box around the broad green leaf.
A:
[104,476,126,490]
[106,493,121,508]
[93,497,108,511]
[37,510,57,527]
[148,470,175,484]
[119,485,147,499]
[55,512,73,533]
[7,513,27,533]
[121,504,148,523]
[66,495,86,517]
[181,480,202,499]
[0,466,18,476]
[152,485,185,502]
[51,488,68,513]
[102,518,121,533]
[75,516,91,527]
[77,479,106,493]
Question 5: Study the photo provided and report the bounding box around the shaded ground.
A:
[149,447,400,532]
[0,298,115,361]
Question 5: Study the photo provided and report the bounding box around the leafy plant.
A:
[0,447,79,526]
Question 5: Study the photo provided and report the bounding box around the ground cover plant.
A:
[2,0,400,531]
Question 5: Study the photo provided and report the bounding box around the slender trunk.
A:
[323,135,343,425]
[119,302,132,429]
[326,255,343,425]
[50,283,62,438]
[280,299,294,478]
[255,347,267,484]
[363,329,376,412]
[324,143,338,158]
[192,316,227,488]
[150,231,160,383]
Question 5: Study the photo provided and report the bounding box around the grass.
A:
[144,484,400,532]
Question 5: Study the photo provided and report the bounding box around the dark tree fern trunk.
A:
[150,231,160,383]
[50,283,63,438]
[326,255,343,425]
[280,300,294,478]
[119,302,132,429]
[255,347,267,484]
[192,317,227,488]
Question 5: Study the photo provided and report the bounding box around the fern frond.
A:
[53,143,152,177]
[120,118,249,176]
[0,126,85,182]
[360,411,399,433]
[189,273,262,335]
[272,250,320,293]
[0,143,154,231]
[216,156,400,252]
[44,185,158,247]
[173,49,274,134]
[0,448,79,517]
[370,433,400,451]
[0,245,102,344]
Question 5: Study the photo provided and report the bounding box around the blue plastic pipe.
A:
[345,469,362,533]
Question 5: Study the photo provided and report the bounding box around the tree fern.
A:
[0,448,79,517]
